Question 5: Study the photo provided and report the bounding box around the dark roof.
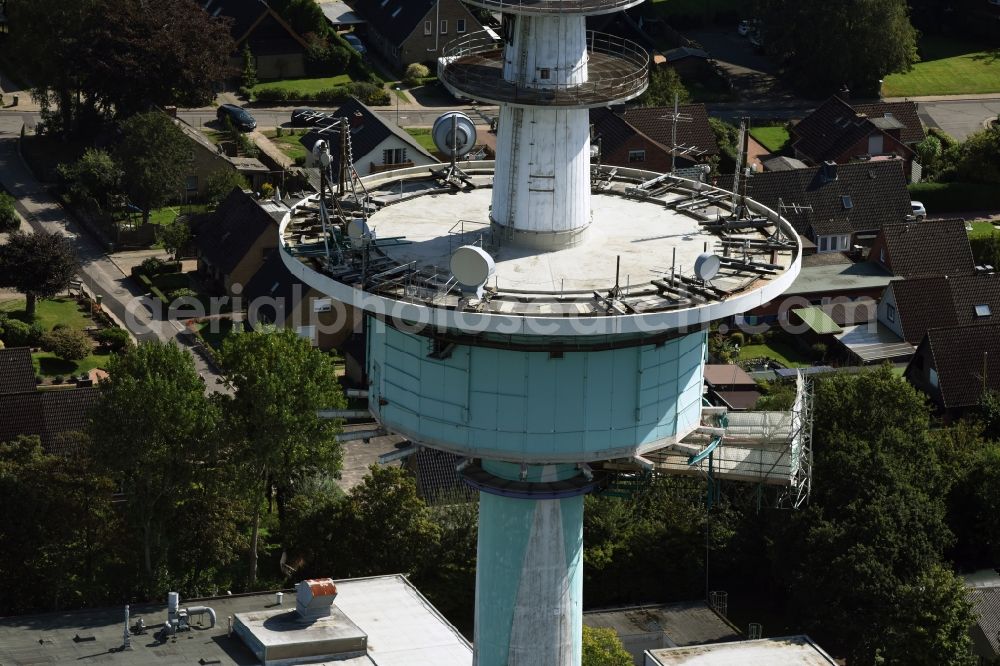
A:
[352,0,435,45]
[664,46,708,62]
[0,387,98,454]
[792,96,922,163]
[969,586,1000,656]
[201,0,308,53]
[891,273,1000,345]
[201,0,268,42]
[591,104,719,160]
[243,250,311,324]
[852,100,924,145]
[745,160,911,237]
[762,156,809,172]
[713,390,762,410]
[922,323,1000,409]
[703,364,757,387]
[820,298,877,326]
[300,98,435,175]
[410,447,477,505]
[196,189,276,276]
[874,219,976,278]
[0,347,36,394]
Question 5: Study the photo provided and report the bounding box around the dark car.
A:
[217,104,256,132]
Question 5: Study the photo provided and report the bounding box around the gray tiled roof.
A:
[592,104,719,161]
[969,585,1000,656]
[892,273,1000,346]
[351,0,435,46]
[876,219,976,278]
[925,323,1000,408]
[0,346,36,395]
[792,96,923,163]
[410,447,477,505]
[196,189,276,277]
[0,387,98,454]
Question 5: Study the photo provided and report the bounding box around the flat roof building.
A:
[645,635,837,665]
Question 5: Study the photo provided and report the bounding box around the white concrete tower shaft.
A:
[491,15,592,250]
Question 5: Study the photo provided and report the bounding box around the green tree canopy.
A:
[57,148,123,213]
[0,192,18,232]
[89,342,222,587]
[115,112,192,225]
[269,0,330,39]
[218,328,345,583]
[639,66,690,108]
[755,0,918,95]
[0,230,79,318]
[204,169,249,210]
[582,626,632,666]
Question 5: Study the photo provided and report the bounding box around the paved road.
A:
[0,133,229,393]
[917,98,1000,141]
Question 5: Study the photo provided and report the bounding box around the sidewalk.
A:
[884,93,1000,103]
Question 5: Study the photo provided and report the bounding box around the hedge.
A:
[908,181,1000,213]
[254,82,390,106]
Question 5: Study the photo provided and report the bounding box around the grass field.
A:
[0,298,112,377]
[739,338,812,368]
[883,36,1000,97]
[254,75,353,96]
[264,130,309,162]
[405,128,438,153]
[968,220,1000,240]
[749,126,790,153]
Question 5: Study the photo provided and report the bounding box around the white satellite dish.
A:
[433,112,478,159]
[347,218,372,247]
[450,245,496,299]
[311,139,332,167]
[694,253,721,282]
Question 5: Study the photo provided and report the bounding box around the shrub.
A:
[255,87,291,102]
[405,63,431,85]
[2,319,44,347]
[729,331,745,347]
[168,287,198,301]
[0,191,18,232]
[53,375,64,384]
[41,328,91,361]
[750,333,765,345]
[52,323,68,331]
[811,343,828,362]
[908,182,1000,213]
[140,256,166,275]
[95,327,132,352]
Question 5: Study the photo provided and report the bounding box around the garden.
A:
[882,36,1000,97]
[0,296,131,383]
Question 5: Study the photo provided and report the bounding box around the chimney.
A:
[349,111,364,130]
[820,161,838,183]
[295,579,337,621]
[164,106,178,118]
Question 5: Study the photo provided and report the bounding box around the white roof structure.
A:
[645,635,837,665]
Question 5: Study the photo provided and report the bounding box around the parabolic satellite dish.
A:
[694,253,721,282]
[433,112,478,159]
[347,219,371,247]
[450,245,496,298]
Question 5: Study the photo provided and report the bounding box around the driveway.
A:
[0,133,229,394]
[917,97,1000,141]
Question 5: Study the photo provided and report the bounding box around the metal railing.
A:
[460,0,645,14]
[439,30,649,108]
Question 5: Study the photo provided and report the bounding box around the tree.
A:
[0,230,79,318]
[755,0,918,95]
[204,169,249,210]
[582,626,632,666]
[0,192,18,232]
[956,124,1000,185]
[89,342,222,587]
[41,328,91,361]
[241,44,258,91]
[269,0,330,40]
[116,113,192,225]
[159,219,191,260]
[639,66,690,108]
[914,134,942,176]
[57,148,122,213]
[218,328,345,584]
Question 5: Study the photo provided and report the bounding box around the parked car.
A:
[344,33,367,57]
[216,104,256,132]
[911,201,927,220]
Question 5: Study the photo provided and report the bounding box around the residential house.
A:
[196,188,283,296]
[905,323,1000,416]
[243,249,360,350]
[351,0,485,68]
[745,160,912,252]
[300,98,437,178]
[202,0,312,80]
[967,583,1000,664]
[0,347,98,455]
[878,273,1000,347]
[868,218,976,279]
[659,46,710,78]
[591,104,719,173]
[791,96,925,180]
[173,115,269,201]
[703,364,761,411]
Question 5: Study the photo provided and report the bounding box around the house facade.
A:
[353,0,485,68]
[591,104,719,174]
[203,0,312,80]
[173,115,269,200]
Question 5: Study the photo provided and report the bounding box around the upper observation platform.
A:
[439,31,649,108]
[459,0,646,15]
[278,163,802,338]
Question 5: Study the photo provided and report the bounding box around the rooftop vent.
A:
[296,578,338,621]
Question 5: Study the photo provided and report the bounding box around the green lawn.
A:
[968,220,1000,240]
[405,128,438,153]
[749,126,790,153]
[0,297,94,331]
[254,74,353,96]
[33,350,112,378]
[883,36,1000,97]
[264,130,309,162]
[739,338,812,368]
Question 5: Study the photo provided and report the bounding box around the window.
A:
[424,20,433,35]
[457,19,467,33]
[868,134,884,154]
[887,303,896,323]
[627,150,646,163]
[819,236,829,252]
[185,175,198,192]
[975,304,992,317]
[841,195,853,210]
[383,147,408,165]
[539,68,551,80]
[439,19,448,34]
